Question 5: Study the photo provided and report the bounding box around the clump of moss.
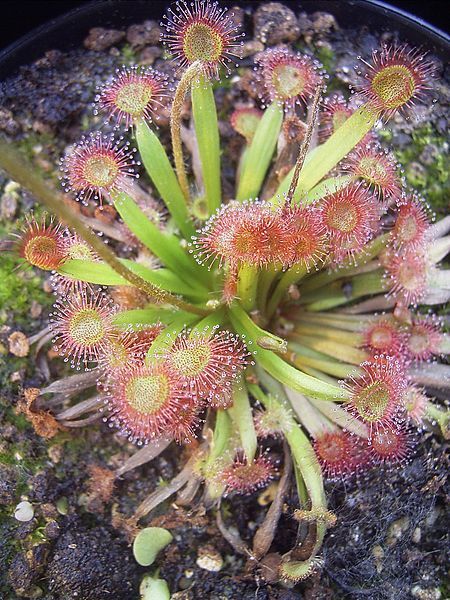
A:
[312,43,336,74]
[0,255,50,326]
[386,124,449,218]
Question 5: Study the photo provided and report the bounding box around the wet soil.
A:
[0,2,448,599]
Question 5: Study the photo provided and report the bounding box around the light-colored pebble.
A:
[196,545,223,572]
[411,585,442,600]
[14,500,34,522]
[412,527,422,544]
[8,331,29,357]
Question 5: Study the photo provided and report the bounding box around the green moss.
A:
[389,124,449,218]
[0,445,41,496]
[377,129,393,144]
[213,66,233,91]
[0,451,17,467]
[0,255,50,326]
[121,44,138,64]
[1,405,29,432]
[313,44,336,74]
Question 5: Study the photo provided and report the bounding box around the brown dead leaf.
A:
[111,504,139,541]
[86,464,115,508]
[18,388,64,439]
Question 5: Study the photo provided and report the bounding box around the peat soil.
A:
[0,3,448,599]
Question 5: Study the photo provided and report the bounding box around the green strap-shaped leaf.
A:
[229,303,346,401]
[274,104,379,201]
[58,258,208,301]
[303,270,388,311]
[113,308,198,329]
[113,191,209,287]
[228,378,257,462]
[237,102,284,201]
[135,120,194,239]
[192,76,222,215]
[207,409,232,465]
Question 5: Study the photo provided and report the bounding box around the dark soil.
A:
[0,2,448,599]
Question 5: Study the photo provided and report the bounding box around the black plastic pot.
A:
[0,0,448,81]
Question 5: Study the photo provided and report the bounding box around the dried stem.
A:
[253,441,292,559]
[59,413,102,427]
[40,371,99,397]
[55,396,101,421]
[216,502,250,556]
[116,437,172,478]
[170,60,202,202]
[134,456,195,520]
[286,85,324,205]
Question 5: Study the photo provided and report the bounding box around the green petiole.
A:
[274,103,379,200]
[228,378,258,462]
[237,263,259,312]
[292,324,362,346]
[236,102,284,201]
[207,409,232,466]
[135,120,195,239]
[289,333,367,365]
[59,258,209,301]
[191,75,222,216]
[302,270,388,311]
[229,304,346,401]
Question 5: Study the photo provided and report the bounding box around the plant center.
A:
[371,429,398,456]
[295,236,315,258]
[370,326,393,349]
[317,434,347,463]
[83,154,119,188]
[183,23,223,62]
[371,64,415,109]
[408,332,429,355]
[397,214,418,242]
[125,373,169,414]
[273,64,306,100]
[358,157,387,184]
[398,262,424,291]
[232,462,266,485]
[354,381,390,422]
[105,339,130,369]
[69,308,105,346]
[326,201,358,233]
[234,229,258,255]
[68,242,93,260]
[115,81,153,116]
[171,344,211,377]
[25,235,59,269]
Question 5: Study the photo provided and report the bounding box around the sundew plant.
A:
[1,0,449,584]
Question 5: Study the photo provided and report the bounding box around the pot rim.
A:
[360,0,448,44]
[0,0,448,81]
